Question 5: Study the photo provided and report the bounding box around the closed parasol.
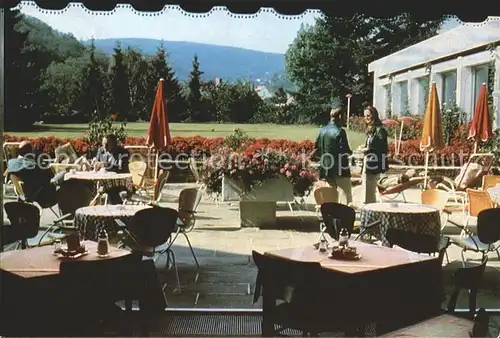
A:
[468,83,493,153]
[146,78,172,181]
[420,82,444,188]
[147,78,171,150]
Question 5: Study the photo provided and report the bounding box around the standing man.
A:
[315,107,353,205]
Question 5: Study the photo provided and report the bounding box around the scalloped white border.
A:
[15,1,324,20]
[13,2,500,29]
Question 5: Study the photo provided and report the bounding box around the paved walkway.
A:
[4,182,500,319]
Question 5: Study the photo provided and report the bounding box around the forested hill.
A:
[85,38,286,82]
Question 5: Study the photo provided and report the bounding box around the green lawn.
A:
[6,122,367,149]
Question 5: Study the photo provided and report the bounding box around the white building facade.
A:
[368,18,500,127]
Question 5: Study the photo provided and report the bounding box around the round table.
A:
[64,171,134,195]
[360,202,441,246]
[75,205,150,241]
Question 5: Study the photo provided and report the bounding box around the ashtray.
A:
[55,246,89,259]
[328,246,361,260]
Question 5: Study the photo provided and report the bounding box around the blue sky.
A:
[19,1,463,54]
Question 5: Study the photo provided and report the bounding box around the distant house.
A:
[255,86,273,100]
[368,18,500,125]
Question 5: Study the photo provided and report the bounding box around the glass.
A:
[53,239,62,255]
[318,239,328,253]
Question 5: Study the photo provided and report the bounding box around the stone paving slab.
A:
[4,181,500,312]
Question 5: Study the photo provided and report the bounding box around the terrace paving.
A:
[4,181,500,333]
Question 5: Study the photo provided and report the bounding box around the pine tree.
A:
[108,42,131,121]
[77,39,107,120]
[146,42,186,122]
[124,47,149,121]
[4,9,43,130]
[185,54,204,122]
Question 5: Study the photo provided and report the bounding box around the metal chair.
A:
[121,170,169,206]
[3,202,66,249]
[320,202,381,244]
[386,228,451,265]
[481,174,500,190]
[450,208,500,265]
[169,188,203,269]
[40,179,94,238]
[116,207,182,292]
[313,187,338,244]
[447,255,489,318]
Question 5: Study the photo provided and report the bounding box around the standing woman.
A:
[361,106,389,204]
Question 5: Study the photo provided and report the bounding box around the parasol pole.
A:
[423,136,431,190]
[423,151,430,189]
[346,94,352,129]
[397,121,404,156]
[474,142,478,154]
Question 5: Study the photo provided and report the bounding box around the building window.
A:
[441,70,457,106]
[418,76,430,114]
[473,65,489,107]
[383,84,391,116]
[398,81,408,115]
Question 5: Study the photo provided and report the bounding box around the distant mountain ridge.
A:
[84,38,286,83]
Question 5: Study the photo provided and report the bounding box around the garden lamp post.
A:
[345,94,352,129]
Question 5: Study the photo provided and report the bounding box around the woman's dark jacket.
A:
[364,125,389,175]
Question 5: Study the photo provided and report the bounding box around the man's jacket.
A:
[315,122,352,178]
[7,155,57,206]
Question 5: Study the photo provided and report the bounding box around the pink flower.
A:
[280,168,286,174]
[286,171,292,177]
[291,165,297,171]
[284,163,290,169]
[300,171,307,178]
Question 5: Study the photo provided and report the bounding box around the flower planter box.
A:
[240,201,277,228]
[221,175,295,202]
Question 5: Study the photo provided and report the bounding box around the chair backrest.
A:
[9,174,25,199]
[3,142,22,161]
[482,175,500,190]
[127,207,178,248]
[467,189,494,217]
[314,186,338,205]
[59,252,142,306]
[477,208,500,245]
[153,170,170,203]
[4,201,41,240]
[320,202,355,240]
[252,250,322,304]
[421,189,448,211]
[55,143,78,164]
[177,188,203,230]
[455,153,494,190]
[386,228,440,254]
[125,146,157,180]
[57,180,94,216]
[179,187,203,212]
[129,161,148,187]
[189,157,200,183]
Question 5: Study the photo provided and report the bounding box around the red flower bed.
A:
[389,139,474,166]
[3,134,310,159]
